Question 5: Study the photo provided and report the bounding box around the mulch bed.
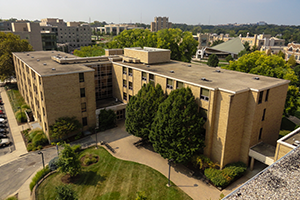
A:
[80,154,99,167]
[61,174,81,184]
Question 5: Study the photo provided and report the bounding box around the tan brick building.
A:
[150,17,172,32]
[285,42,300,64]
[13,47,289,168]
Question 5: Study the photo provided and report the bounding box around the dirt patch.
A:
[61,174,81,184]
[80,154,99,166]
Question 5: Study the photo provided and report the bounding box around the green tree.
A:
[211,40,224,47]
[0,32,33,81]
[57,143,81,177]
[288,55,297,67]
[99,109,116,131]
[55,185,78,200]
[293,65,300,87]
[126,83,165,140]
[207,54,219,67]
[149,87,205,163]
[50,117,82,140]
[73,45,105,57]
[277,50,285,59]
[224,51,299,116]
[225,55,234,62]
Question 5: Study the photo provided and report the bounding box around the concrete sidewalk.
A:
[0,86,28,167]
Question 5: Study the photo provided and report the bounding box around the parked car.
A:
[0,133,7,138]
[0,110,4,114]
[0,128,7,133]
[0,124,7,128]
[0,138,10,147]
[0,118,7,123]
[0,114,6,119]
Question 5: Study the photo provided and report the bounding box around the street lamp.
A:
[167,159,174,187]
[38,151,45,169]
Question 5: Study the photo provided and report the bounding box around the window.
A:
[43,107,45,116]
[39,76,41,85]
[79,73,84,82]
[265,89,270,102]
[80,88,85,97]
[123,80,127,88]
[82,117,87,126]
[129,82,133,90]
[259,128,263,140]
[200,88,209,101]
[149,74,154,81]
[129,68,133,76]
[176,81,184,89]
[44,122,47,131]
[262,109,266,121]
[142,72,147,81]
[123,92,127,101]
[200,107,208,121]
[258,91,263,104]
[81,102,86,112]
[41,91,43,101]
[123,67,127,75]
[167,79,173,89]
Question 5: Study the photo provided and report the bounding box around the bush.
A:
[29,129,43,139]
[55,185,78,200]
[5,197,17,200]
[192,155,219,170]
[32,132,48,147]
[37,145,43,150]
[83,154,98,165]
[27,143,34,151]
[204,168,229,187]
[204,162,247,188]
[225,55,234,62]
[49,157,59,171]
[15,111,27,123]
[29,166,51,191]
[72,144,82,153]
[207,54,219,67]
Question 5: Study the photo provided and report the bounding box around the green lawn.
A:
[37,148,192,200]
[5,83,26,113]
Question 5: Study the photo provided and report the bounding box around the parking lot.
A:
[0,94,16,156]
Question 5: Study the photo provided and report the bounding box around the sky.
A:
[0,0,299,25]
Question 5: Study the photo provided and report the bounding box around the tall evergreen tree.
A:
[126,83,165,140]
[149,87,205,163]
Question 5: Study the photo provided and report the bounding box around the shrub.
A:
[83,154,98,165]
[225,55,234,62]
[204,168,229,187]
[37,145,43,150]
[29,129,43,139]
[49,157,59,171]
[55,185,78,200]
[5,197,17,200]
[21,104,30,110]
[192,155,219,170]
[72,144,82,153]
[27,143,34,151]
[207,54,219,67]
[15,111,27,123]
[29,166,51,191]
[32,132,48,147]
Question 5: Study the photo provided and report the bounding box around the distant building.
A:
[240,33,285,49]
[0,20,12,31]
[41,31,57,51]
[92,24,144,35]
[150,17,172,32]
[196,33,233,49]
[285,42,300,64]
[40,18,91,52]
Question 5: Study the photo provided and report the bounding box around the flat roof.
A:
[13,51,95,77]
[113,60,289,93]
[278,127,300,147]
[224,145,300,199]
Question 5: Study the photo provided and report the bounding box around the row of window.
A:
[258,89,270,104]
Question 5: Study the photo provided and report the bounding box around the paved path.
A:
[0,86,28,167]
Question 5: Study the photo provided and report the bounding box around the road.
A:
[0,146,57,199]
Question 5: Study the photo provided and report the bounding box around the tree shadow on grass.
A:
[75,170,106,186]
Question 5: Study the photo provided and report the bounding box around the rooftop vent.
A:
[187,65,191,67]
[146,65,150,67]
[37,59,40,62]
[294,140,300,146]
[65,56,68,58]
[31,56,34,58]
[215,70,221,73]
[201,77,208,81]
[52,68,56,71]
[58,54,60,56]
[43,63,47,66]
[254,77,260,80]
[27,54,29,56]
[170,70,174,73]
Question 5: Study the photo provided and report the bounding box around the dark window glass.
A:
[79,73,84,82]
[80,88,85,97]
[81,102,86,112]
[262,109,266,121]
[265,89,270,102]
[82,117,87,126]
[200,88,209,101]
[259,128,263,140]
[258,91,263,104]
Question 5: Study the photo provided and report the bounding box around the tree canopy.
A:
[57,143,81,177]
[50,117,82,140]
[107,28,198,62]
[223,51,299,116]
[73,45,105,57]
[125,83,165,140]
[0,32,33,81]
[207,54,219,67]
[149,87,205,163]
[211,40,224,47]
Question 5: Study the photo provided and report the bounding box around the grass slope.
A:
[37,147,191,200]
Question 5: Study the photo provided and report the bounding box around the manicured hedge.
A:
[204,162,247,188]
